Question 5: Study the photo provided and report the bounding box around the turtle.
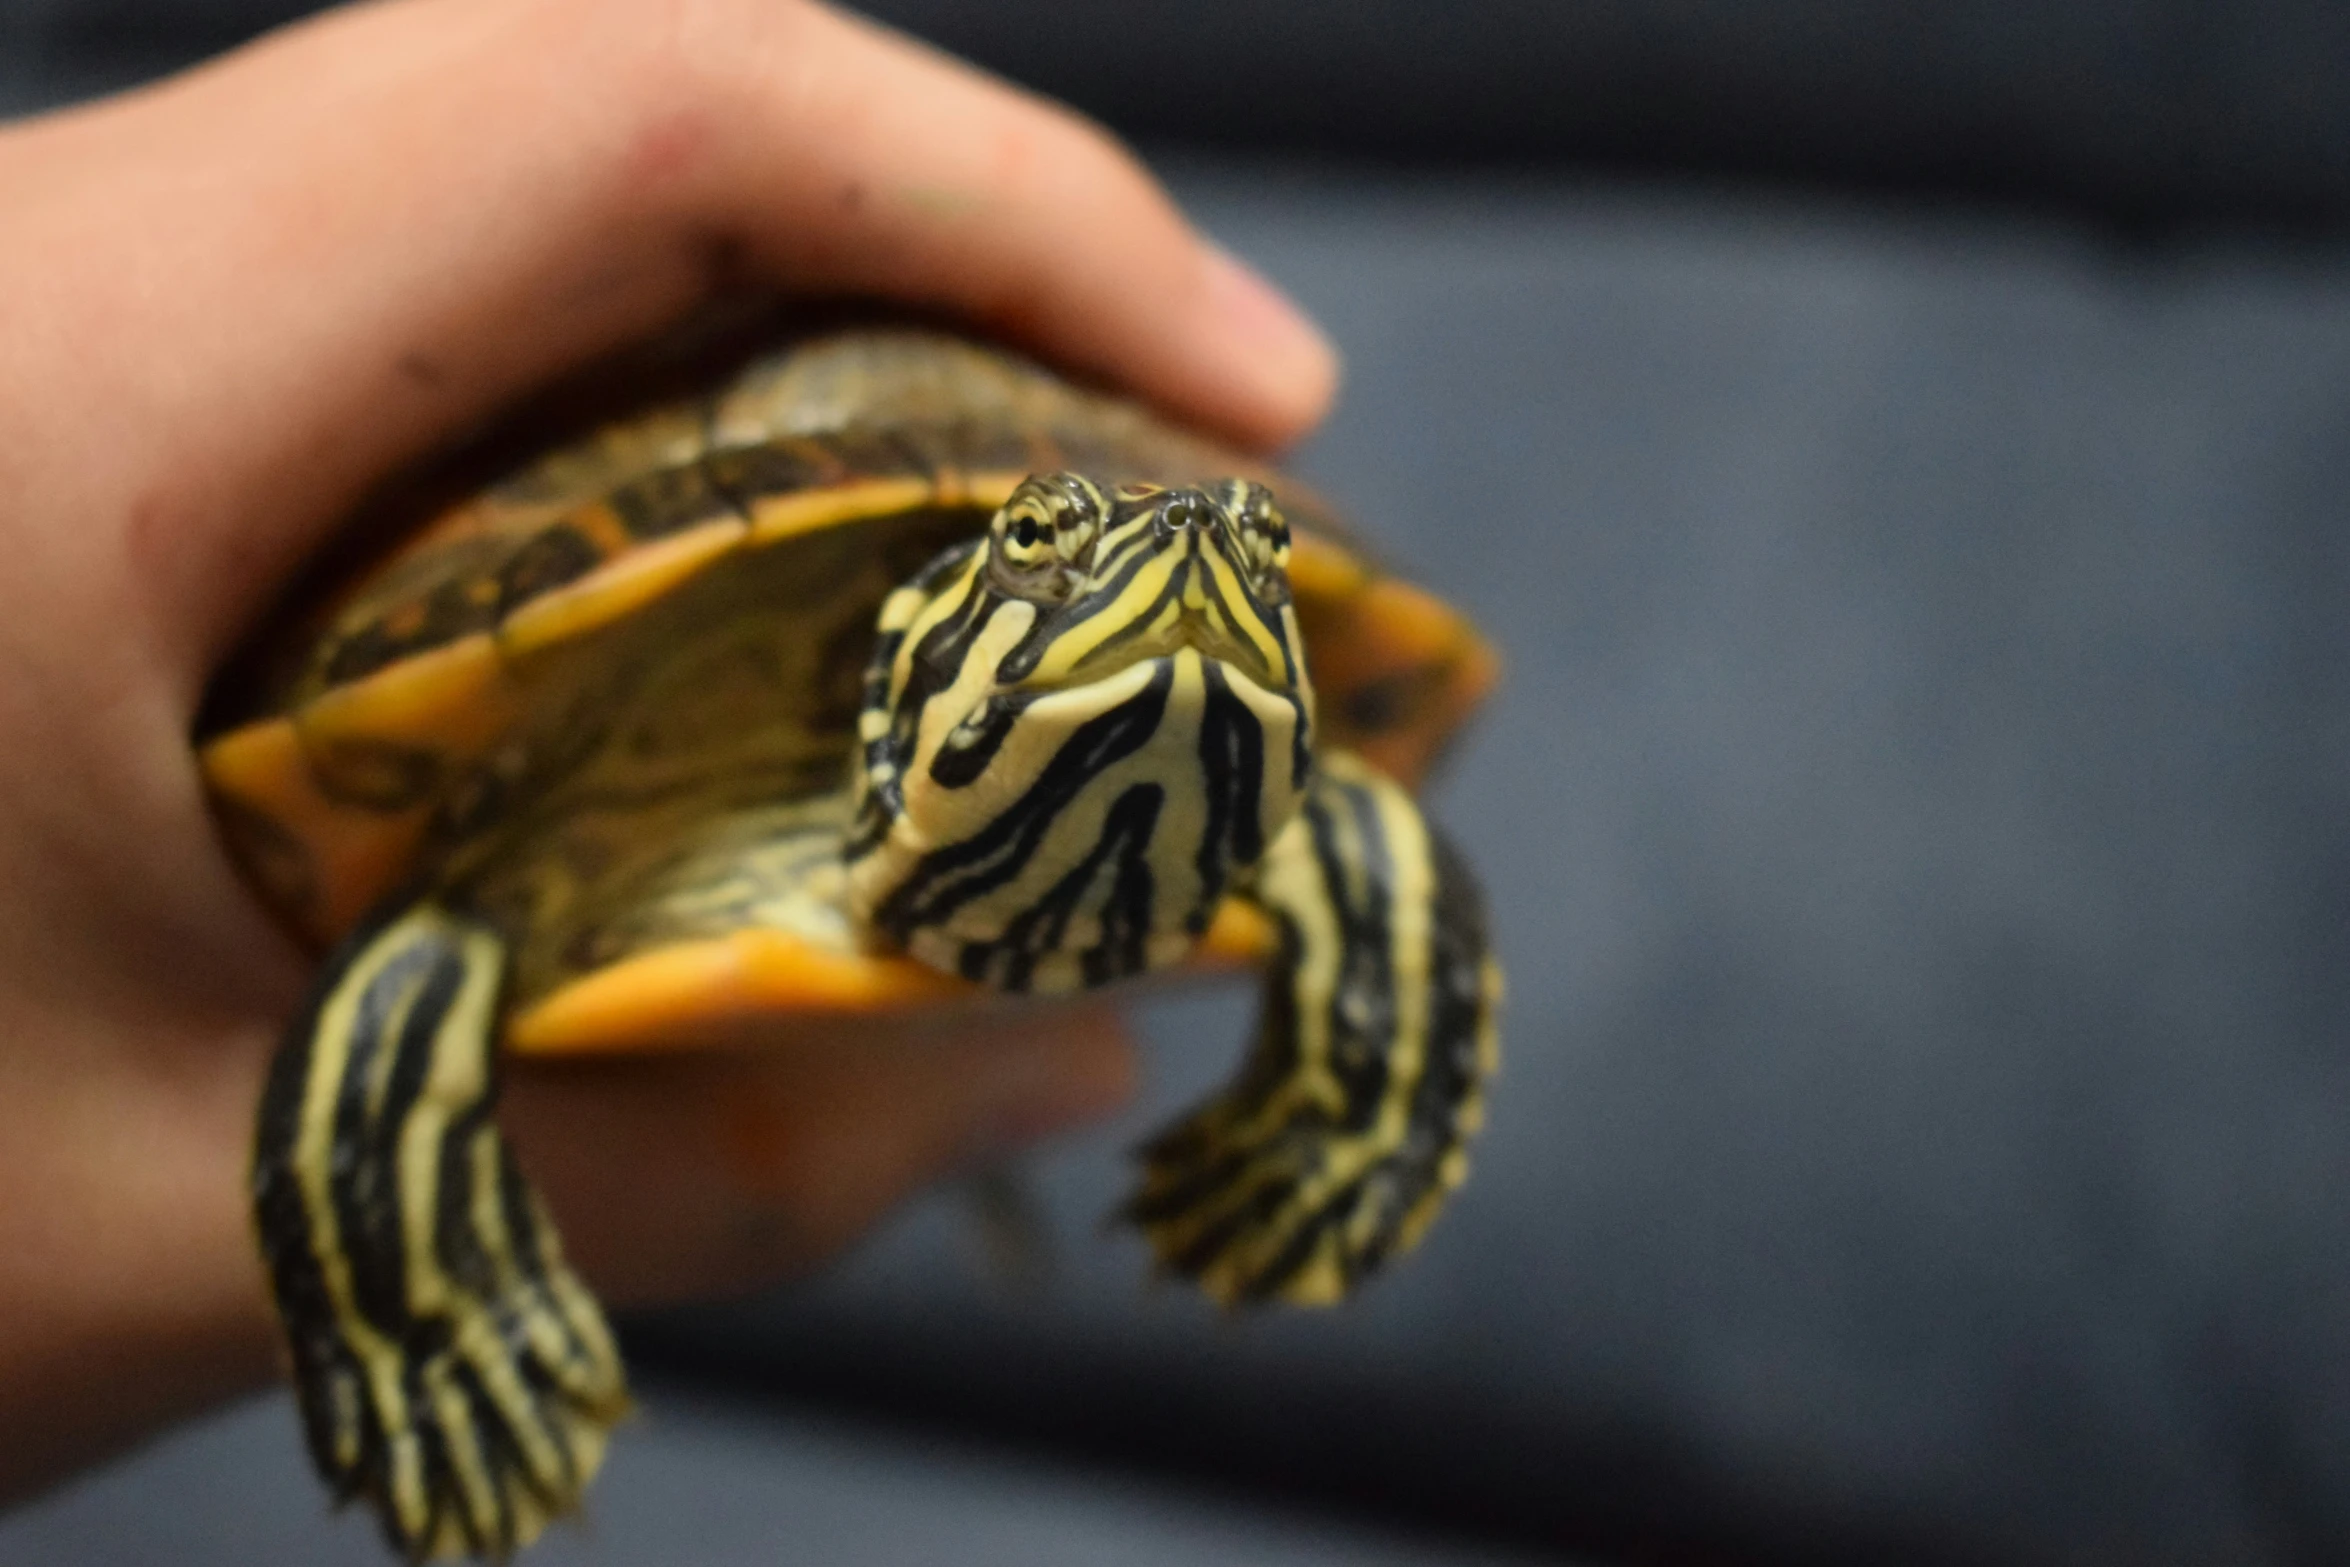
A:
[198,324,1503,1560]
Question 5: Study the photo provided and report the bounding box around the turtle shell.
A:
[197,327,1498,1051]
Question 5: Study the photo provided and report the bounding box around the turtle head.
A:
[848,472,1316,993]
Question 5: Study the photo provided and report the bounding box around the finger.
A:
[674,3,1338,449]
[0,0,1334,684]
[501,1002,1137,1307]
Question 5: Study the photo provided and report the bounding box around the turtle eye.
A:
[995,499,1058,572]
[989,474,1103,599]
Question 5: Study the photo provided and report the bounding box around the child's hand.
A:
[0,0,1334,1502]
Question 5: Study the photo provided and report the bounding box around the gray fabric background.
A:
[13,0,2350,227]
[622,168,2350,1565]
[0,1380,1545,1567]
[8,6,2350,1565]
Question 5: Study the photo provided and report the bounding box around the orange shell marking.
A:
[1290,536,1501,789]
[505,897,1280,1056]
[198,471,1043,947]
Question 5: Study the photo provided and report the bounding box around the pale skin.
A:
[0,0,1336,1504]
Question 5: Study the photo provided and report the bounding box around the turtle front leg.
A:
[251,902,628,1560]
[1125,750,1503,1306]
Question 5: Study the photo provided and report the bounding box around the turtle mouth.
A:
[1030,612,1283,695]
[988,528,1297,700]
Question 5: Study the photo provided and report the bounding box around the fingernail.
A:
[1202,244,1340,431]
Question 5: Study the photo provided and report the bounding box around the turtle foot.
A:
[293,1266,631,1561]
[1122,1102,1470,1308]
[252,902,630,1561]
[1120,753,1503,1311]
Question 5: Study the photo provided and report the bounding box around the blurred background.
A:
[8,4,2350,1565]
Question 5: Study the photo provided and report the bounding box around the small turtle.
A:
[199,326,1503,1559]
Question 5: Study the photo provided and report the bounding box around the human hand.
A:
[0,0,1335,1502]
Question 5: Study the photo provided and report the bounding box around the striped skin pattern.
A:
[199,330,1496,951]
[252,906,626,1561]
[229,333,1505,1561]
[848,475,1314,994]
[1127,752,1502,1304]
[848,477,1501,1306]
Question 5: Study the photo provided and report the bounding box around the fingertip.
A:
[1192,243,1342,448]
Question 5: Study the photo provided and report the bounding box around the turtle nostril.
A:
[1154,494,1210,542]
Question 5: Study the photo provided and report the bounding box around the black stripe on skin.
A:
[1290,688,1314,799]
[331,940,470,1343]
[994,498,1293,697]
[1191,661,1267,934]
[926,689,1040,789]
[1040,553,1194,680]
[987,520,1170,685]
[1083,784,1165,986]
[253,924,384,1497]
[1311,780,1399,1133]
[1163,524,1281,654]
[490,1142,597,1408]
[254,902,628,1555]
[954,779,1165,990]
[849,623,912,843]
[872,659,1174,944]
[410,1424,455,1559]
[1385,827,1495,1206]
[1122,1135,1267,1227]
[859,629,906,717]
[848,540,985,858]
[1123,760,1499,1305]
[893,542,993,693]
[1121,788,1378,1233]
[1266,607,1311,799]
[1167,1175,1308,1279]
[1198,484,1310,793]
[1243,1178,1368,1299]
[1178,785,1400,1298]
[252,901,474,1515]
[425,1083,595,1504]
[1247,825,1491,1297]
[443,1357,512,1552]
